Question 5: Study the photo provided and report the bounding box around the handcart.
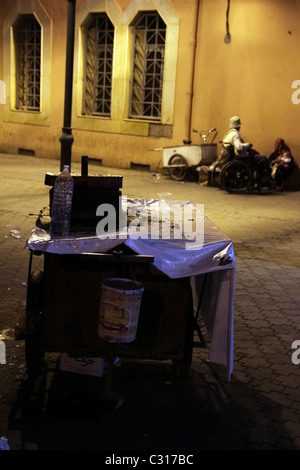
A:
[20,172,200,404]
[161,128,218,181]
[18,167,235,413]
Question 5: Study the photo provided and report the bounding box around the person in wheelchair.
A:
[221,116,271,186]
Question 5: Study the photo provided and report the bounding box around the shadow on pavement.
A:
[7,357,297,450]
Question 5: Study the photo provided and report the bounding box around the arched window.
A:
[82,13,114,116]
[15,14,41,111]
[130,11,166,120]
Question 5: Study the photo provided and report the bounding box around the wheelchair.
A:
[212,148,274,194]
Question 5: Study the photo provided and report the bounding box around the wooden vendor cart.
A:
[23,199,235,387]
[20,172,235,408]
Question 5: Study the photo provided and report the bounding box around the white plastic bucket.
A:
[98,278,144,343]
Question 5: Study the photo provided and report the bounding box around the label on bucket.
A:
[98,278,144,343]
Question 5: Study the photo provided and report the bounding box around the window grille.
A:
[82,14,114,116]
[15,15,41,111]
[130,12,166,120]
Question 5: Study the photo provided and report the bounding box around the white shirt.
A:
[223,129,251,157]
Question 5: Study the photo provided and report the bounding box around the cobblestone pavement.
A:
[0,153,299,451]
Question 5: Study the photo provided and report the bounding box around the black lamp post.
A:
[60,0,76,172]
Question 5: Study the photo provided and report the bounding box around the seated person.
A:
[220,116,271,182]
[221,115,252,162]
[269,138,295,190]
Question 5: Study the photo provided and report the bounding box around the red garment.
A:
[273,138,290,156]
[269,138,295,185]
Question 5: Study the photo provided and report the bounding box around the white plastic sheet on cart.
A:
[26,226,128,255]
[26,199,235,379]
[26,199,235,275]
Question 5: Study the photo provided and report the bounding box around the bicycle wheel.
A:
[168,154,188,181]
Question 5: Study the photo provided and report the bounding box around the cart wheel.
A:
[25,270,45,375]
[168,154,188,181]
